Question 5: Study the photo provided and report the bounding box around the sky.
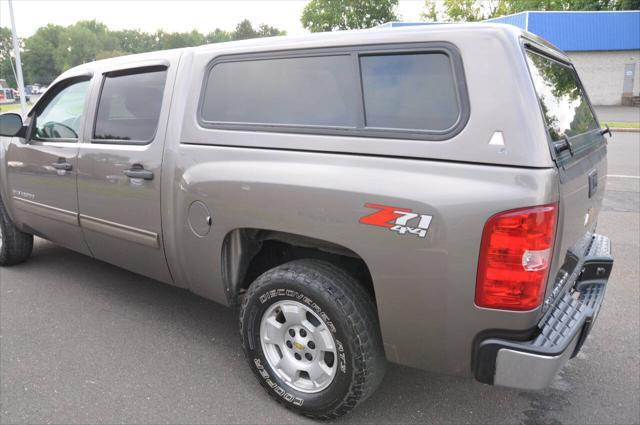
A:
[0,0,426,37]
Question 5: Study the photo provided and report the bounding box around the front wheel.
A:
[0,198,33,266]
[240,259,386,420]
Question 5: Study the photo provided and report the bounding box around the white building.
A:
[486,11,640,106]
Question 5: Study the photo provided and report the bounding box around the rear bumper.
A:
[474,234,613,390]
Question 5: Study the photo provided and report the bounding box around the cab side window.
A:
[93,67,167,143]
[35,80,90,141]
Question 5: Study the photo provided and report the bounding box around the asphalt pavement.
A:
[1,133,639,425]
[594,106,640,123]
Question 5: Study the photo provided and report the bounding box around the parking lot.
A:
[1,132,639,425]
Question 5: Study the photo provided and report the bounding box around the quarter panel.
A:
[167,144,558,376]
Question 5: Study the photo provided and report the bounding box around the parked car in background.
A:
[0,79,15,104]
[10,89,30,103]
[0,88,15,104]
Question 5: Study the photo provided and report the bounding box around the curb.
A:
[610,128,640,133]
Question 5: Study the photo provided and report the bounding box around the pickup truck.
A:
[0,24,613,419]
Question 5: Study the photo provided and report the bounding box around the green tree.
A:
[0,27,11,61]
[10,20,287,85]
[422,0,498,22]
[422,0,636,22]
[443,0,488,21]
[233,19,258,40]
[301,0,399,32]
[491,0,638,16]
[155,29,205,49]
[205,29,233,44]
[55,23,99,70]
[421,1,439,21]
[22,24,66,84]
[614,0,640,9]
[0,27,17,87]
[494,0,616,14]
[113,29,159,54]
[78,20,119,51]
[257,23,286,37]
[95,50,129,60]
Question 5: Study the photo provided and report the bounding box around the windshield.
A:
[525,50,599,141]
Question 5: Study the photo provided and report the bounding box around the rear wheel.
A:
[240,259,386,419]
[0,198,33,266]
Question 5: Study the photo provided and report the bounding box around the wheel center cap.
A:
[292,341,305,350]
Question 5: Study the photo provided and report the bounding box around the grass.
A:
[603,121,640,129]
[0,103,30,113]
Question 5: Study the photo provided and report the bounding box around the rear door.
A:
[77,56,179,284]
[5,76,92,255]
[524,47,608,301]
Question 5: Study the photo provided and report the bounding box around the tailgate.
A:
[524,47,609,309]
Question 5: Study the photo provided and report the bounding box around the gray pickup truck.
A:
[0,23,614,419]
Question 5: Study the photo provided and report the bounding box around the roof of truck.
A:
[61,22,555,78]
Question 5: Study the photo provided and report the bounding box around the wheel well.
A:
[222,229,375,306]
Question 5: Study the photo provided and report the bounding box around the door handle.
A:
[124,164,154,180]
[52,161,73,171]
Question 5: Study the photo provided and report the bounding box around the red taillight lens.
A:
[475,204,558,311]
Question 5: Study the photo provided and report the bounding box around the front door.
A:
[77,58,178,284]
[5,76,92,255]
[623,63,635,96]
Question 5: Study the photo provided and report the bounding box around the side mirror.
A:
[600,124,612,138]
[0,113,25,137]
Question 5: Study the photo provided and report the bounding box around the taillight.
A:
[475,204,558,311]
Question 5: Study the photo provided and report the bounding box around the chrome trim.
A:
[13,197,79,226]
[493,334,579,390]
[79,214,159,249]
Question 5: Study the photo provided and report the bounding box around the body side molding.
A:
[79,214,160,248]
[13,197,79,226]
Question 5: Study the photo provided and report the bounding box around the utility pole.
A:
[8,0,27,116]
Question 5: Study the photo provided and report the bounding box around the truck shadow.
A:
[11,239,569,425]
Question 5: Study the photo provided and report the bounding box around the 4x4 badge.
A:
[359,203,433,238]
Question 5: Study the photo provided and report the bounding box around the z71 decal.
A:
[359,203,433,238]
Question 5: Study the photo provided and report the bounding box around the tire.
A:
[0,197,33,266]
[240,259,387,420]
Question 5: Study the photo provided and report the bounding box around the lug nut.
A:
[305,353,313,361]
[286,341,293,348]
[288,329,296,337]
[295,353,302,361]
[308,341,315,349]
[299,329,307,337]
